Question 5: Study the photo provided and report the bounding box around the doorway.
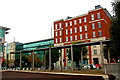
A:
[93,58,99,64]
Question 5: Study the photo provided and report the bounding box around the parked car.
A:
[110,59,116,63]
[95,64,101,69]
[83,64,102,69]
[88,64,97,69]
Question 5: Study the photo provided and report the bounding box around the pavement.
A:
[2,70,110,80]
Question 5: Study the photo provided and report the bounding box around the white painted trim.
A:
[54,28,63,31]
[89,19,107,23]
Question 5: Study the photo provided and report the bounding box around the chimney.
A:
[95,5,102,9]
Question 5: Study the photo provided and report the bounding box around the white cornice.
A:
[54,28,63,31]
[89,19,107,23]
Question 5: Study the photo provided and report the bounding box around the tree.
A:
[14,54,28,67]
[110,1,120,60]
[68,41,87,68]
[46,48,59,68]
[103,43,114,63]
[28,54,42,67]
[14,58,20,67]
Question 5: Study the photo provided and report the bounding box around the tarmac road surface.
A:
[2,71,105,80]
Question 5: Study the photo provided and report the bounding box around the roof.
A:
[53,5,111,23]
[23,38,54,45]
[0,26,10,31]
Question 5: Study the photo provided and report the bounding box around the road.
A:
[2,71,105,80]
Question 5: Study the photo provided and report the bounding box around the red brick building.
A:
[54,5,111,67]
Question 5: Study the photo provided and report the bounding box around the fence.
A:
[104,63,120,80]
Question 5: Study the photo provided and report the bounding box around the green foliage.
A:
[28,54,42,67]
[46,48,59,66]
[103,44,114,61]
[68,41,87,67]
[110,1,120,59]
[14,58,20,67]
[14,53,42,67]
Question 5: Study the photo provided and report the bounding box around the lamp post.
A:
[100,41,104,71]
[59,49,62,71]
[49,47,51,71]
[81,48,83,70]
[71,45,73,72]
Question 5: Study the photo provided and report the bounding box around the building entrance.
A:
[93,58,99,64]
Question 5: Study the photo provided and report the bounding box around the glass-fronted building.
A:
[15,38,54,67]
[0,26,10,57]
[23,38,54,51]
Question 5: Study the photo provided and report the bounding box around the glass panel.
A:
[0,29,5,37]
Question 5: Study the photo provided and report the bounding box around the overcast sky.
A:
[0,0,113,43]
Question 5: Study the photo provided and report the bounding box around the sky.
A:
[0,0,113,43]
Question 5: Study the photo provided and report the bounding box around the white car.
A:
[83,64,96,69]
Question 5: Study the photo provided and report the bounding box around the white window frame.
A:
[79,19,82,23]
[59,31,62,36]
[66,37,68,42]
[98,22,101,28]
[70,28,72,34]
[74,20,77,25]
[92,32,96,37]
[70,21,72,26]
[98,30,102,36]
[66,29,68,35]
[74,27,77,33]
[79,26,82,32]
[60,38,62,42]
[97,12,100,19]
[55,24,57,29]
[70,36,72,41]
[92,23,95,29]
[94,50,97,54]
[55,32,58,36]
[91,14,94,20]
[56,38,58,43]
[65,22,68,27]
[75,35,77,40]
[84,17,87,23]
[80,34,83,39]
[85,33,88,39]
[84,25,87,31]
[59,23,62,28]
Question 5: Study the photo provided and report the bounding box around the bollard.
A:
[38,68,40,71]
[18,67,20,70]
[26,68,28,70]
[104,68,107,74]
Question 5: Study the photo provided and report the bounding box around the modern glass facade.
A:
[16,38,54,51]
[23,39,53,50]
[0,26,10,58]
[0,29,5,37]
[15,38,54,66]
[0,28,7,52]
